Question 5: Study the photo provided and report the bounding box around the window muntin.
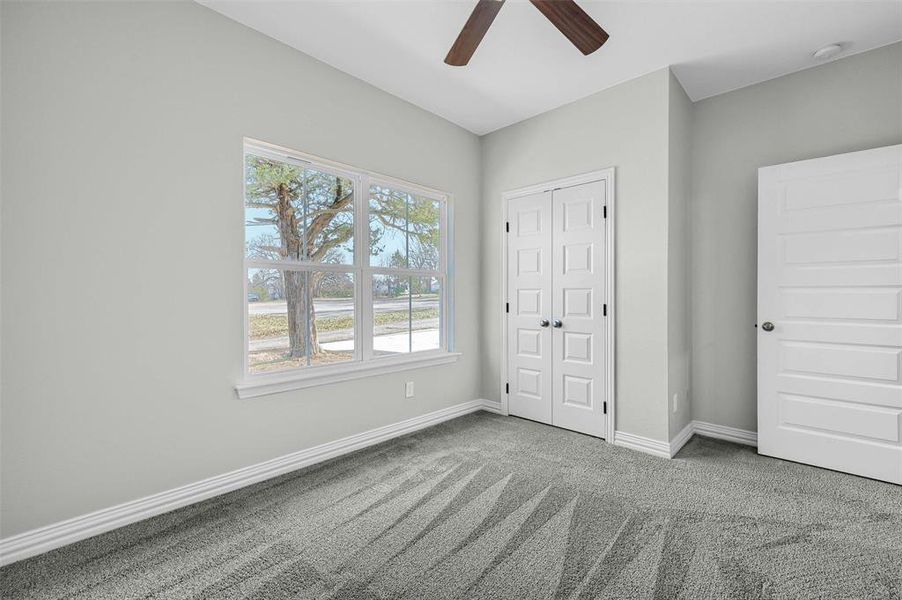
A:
[244,142,450,379]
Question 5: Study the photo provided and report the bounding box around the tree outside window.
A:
[244,145,447,375]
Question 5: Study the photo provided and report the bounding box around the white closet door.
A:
[507,191,554,424]
[758,144,902,484]
[551,181,608,437]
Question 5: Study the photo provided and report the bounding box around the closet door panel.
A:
[551,181,607,437]
[507,191,554,424]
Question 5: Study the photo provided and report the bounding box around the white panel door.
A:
[551,181,608,437]
[507,191,554,424]
[758,144,902,484]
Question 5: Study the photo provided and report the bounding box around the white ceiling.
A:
[201,0,902,135]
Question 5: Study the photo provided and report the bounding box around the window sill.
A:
[235,352,462,399]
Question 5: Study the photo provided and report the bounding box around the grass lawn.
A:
[250,308,439,339]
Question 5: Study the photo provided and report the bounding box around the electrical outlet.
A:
[672,393,680,413]
[405,381,415,398]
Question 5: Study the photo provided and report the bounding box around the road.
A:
[248,297,438,316]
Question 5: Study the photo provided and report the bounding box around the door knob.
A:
[539,319,550,327]
[552,319,563,328]
[761,321,775,332]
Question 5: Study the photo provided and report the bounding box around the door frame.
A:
[500,168,616,441]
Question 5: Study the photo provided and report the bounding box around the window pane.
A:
[369,185,408,268]
[248,268,355,373]
[412,277,441,352]
[371,275,441,356]
[301,170,355,264]
[408,197,441,271]
[373,274,411,355]
[247,268,309,374]
[245,154,354,264]
[369,185,441,270]
[310,271,355,366]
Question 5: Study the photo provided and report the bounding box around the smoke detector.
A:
[812,44,843,61]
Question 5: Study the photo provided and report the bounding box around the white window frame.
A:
[237,139,458,399]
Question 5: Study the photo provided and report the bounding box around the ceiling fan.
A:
[445,0,609,66]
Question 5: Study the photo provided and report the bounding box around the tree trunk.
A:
[275,183,318,359]
[284,270,309,360]
[276,178,354,361]
[309,272,323,355]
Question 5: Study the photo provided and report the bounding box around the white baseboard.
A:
[0,399,489,567]
[613,431,672,459]
[669,421,696,457]
[692,420,758,447]
[615,419,757,461]
[478,399,504,414]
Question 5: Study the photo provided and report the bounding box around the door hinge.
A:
[505,383,509,394]
[603,205,607,219]
[505,302,509,313]
[603,401,608,414]
[603,303,607,316]
[505,221,510,233]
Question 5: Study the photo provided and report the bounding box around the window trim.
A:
[238,138,456,397]
[236,351,462,399]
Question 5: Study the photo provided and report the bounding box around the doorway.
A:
[501,170,615,440]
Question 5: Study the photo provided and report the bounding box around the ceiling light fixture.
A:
[812,43,843,61]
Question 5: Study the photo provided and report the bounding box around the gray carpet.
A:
[2,412,900,600]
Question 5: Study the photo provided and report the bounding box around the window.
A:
[240,140,455,395]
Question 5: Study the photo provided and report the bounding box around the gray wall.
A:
[667,72,693,439]
[690,42,902,431]
[481,70,672,442]
[3,0,900,540]
[0,1,482,537]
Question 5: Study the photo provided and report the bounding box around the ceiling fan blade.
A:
[529,0,609,55]
[445,0,505,66]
